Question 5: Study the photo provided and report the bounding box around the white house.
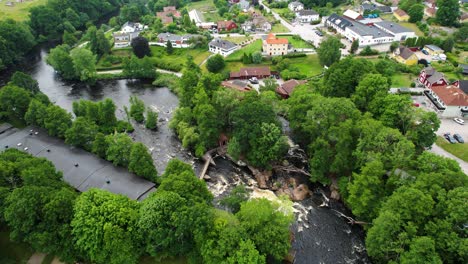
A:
[121,22,146,33]
[325,14,394,47]
[155,33,199,48]
[208,39,238,57]
[288,1,304,12]
[113,32,131,48]
[238,0,250,10]
[374,21,416,41]
[295,9,320,23]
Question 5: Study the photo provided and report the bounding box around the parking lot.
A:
[437,118,468,143]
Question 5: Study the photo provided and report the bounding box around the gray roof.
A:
[209,38,237,49]
[425,44,443,51]
[297,9,319,16]
[157,33,198,42]
[461,64,468,75]
[361,3,392,13]
[375,21,413,33]
[423,67,436,76]
[289,1,303,7]
[0,127,156,200]
[459,80,468,93]
[427,71,446,84]
[327,14,353,30]
[327,14,392,38]
[397,46,415,60]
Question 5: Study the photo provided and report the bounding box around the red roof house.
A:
[157,6,181,25]
[230,67,271,79]
[419,67,448,89]
[217,20,238,31]
[276,79,307,99]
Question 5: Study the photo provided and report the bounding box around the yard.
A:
[97,47,211,72]
[398,22,424,37]
[391,73,416,87]
[436,136,468,162]
[226,39,263,61]
[280,35,313,49]
[270,23,290,33]
[0,0,47,21]
[221,36,253,45]
[186,0,221,22]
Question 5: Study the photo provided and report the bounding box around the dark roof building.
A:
[276,79,307,98]
[230,67,271,79]
[296,9,318,16]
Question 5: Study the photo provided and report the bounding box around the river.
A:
[7,46,370,264]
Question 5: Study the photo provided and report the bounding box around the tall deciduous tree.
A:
[65,117,98,151]
[436,0,460,26]
[128,143,157,181]
[47,45,76,80]
[206,54,226,73]
[166,40,173,54]
[44,105,72,138]
[351,74,390,112]
[105,133,134,167]
[317,36,341,67]
[25,100,48,127]
[9,72,40,94]
[70,48,97,84]
[408,4,424,23]
[0,85,32,121]
[145,108,158,130]
[131,36,151,58]
[71,189,141,264]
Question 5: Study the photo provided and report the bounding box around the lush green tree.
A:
[247,123,288,168]
[317,36,341,67]
[139,191,207,257]
[0,85,32,121]
[441,37,454,53]
[131,36,151,58]
[166,40,174,54]
[322,57,375,98]
[206,54,226,73]
[406,110,440,151]
[70,48,97,84]
[129,96,145,123]
[220,185,249,213]
[453,24,468,42]
[376,94,413,135]
[71,189,141,264]
[4,186,78,262]
[96,29,111,56]
[158,159,213,204]
[0,19,35,66]
[29,6,62,39]
[92,132,108,159]
[400,237,442,264]
[347,160,386,221]
[62,31,78,47]
[46,45,76,80]
[105,133,134,167]
[128,143,157,181]
[236,198,293,261]
[25,99,48,127]
[87,26,99,54]
[252,51,263,64]
[65,117,98,151]
[436,0,460,26]
[408,4,424,23]
[226,239,265,264]
[44,105,72,138]
[145,108,158,130]
[350,39,359,54]
[351,74,390,112]
[65,8,81,28]
[122,56,156,79]
[9,72,40,94]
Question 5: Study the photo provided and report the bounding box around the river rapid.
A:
[4,46,370,264]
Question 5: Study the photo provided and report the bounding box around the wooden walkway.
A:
[198,146,227,179]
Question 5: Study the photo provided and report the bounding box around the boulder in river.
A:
[292,184,310,201]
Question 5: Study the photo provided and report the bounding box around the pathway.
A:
[97,68,182,77]
[27,253,46,264]
[430,144,468,175]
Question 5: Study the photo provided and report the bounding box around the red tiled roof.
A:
[217,20,236,29]
[157,7,181,24]
[230,67,271,78]
[394,9,408,17]
[431,85,468,106]
[425,7,436,15]
[276,79,307,96]
[265,33,288,45]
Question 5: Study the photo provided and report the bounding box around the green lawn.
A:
[270,23,290,33]
[391,73,416,87]
[226,40,263,61]
[281,36,313,49]
[0,0,47,21]
[221,36,253,45]
[0,227,34,264]
[97,47,211,72]
[186,0,220,22]
[398,22,424,37]
[436,136,468,162]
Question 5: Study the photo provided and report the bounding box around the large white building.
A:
[295,9,320,23]
[208,39,238,57]
[325,14,394,47]
[374,21,416,41]
[288,1,304,12]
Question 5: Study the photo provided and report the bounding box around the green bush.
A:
[283,53,306,58]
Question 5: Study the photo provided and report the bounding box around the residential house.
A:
[425,85,468,117]
[393,9,409,21]
[230,66,272,79]
[238,0,250,10]
[263,33,289,56]
[343,9,363,21]
[113,22,146,48]
[453,80,468,93]
[374,21,416,41]
[394,46,418,65]
[424,7,436,17]
[276,79,307,98]
[360,2,392,14]
[288,1,304,12]
[325,14,394,47]
[157,6,181,25]
[242,16,272,32]
[113,32,131,48]
[424,0,436,8]
[121,22,146,33]
[296,9,320,23]
[156,33,199,48]
[419,67,448,89]
[208,38,238,56]
[424,44,444,56]
[217,20,238,31]
[221,80,252,92]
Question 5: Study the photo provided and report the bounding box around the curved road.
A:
[429,144,468,174]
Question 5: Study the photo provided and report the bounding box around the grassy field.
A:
[399,22,424,37]
[221,36,252,44]
[186,0,221,22]
[97,47,211,71]
[226,40,263,60]
[270,23,290,33]
[391,73,416,87]
[0,227,34,264]
[0,0,47,21]
[436,136,468,162]
[281,36,313,49]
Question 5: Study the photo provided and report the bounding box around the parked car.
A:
[444,133,457,144]
[421,49,429,55]
[315,30,323,36]
[453,134,464,143]
[249,77,259,84]
[453,118,465,125]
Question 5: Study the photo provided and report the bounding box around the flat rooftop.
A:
[0,126,156,200]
